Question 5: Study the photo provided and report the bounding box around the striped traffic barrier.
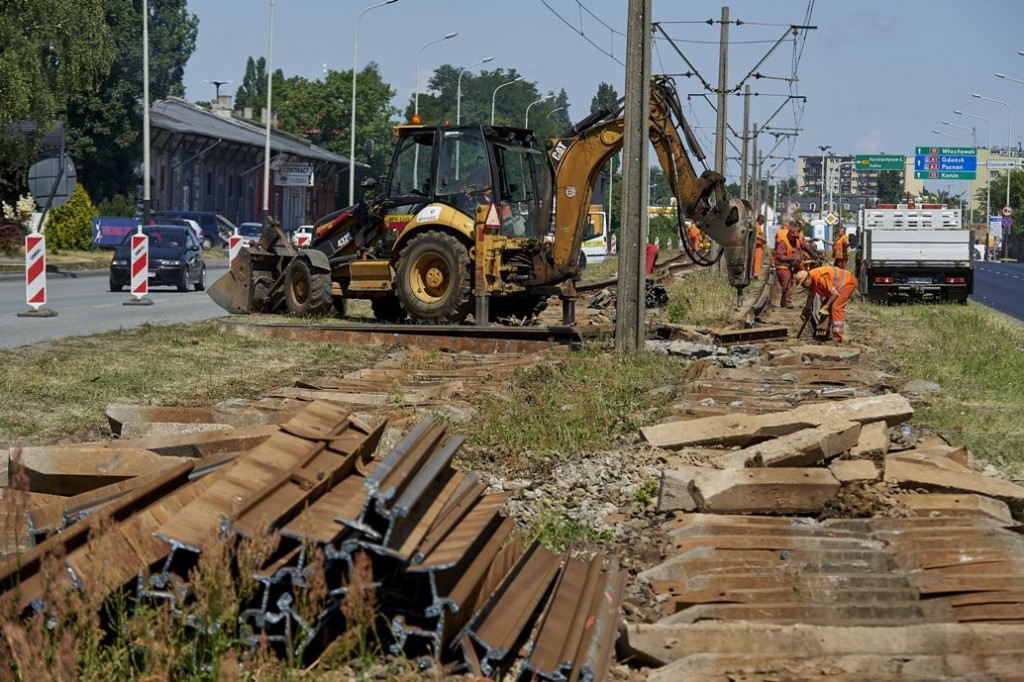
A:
[123,231,154,306]
[17,231,57,317]
[295,231,311,248]
[228,232,242,266]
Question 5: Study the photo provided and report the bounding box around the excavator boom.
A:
[545,76,753,291]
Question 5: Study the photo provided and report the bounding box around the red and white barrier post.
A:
[17,230,57,317]
[295,231,311,248]
[123,228,154,306]
[228,229,242,267]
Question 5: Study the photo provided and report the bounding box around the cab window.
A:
[386,131,435,200]
[494,145,550,239]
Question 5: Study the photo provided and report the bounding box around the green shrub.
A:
[47,183,97,250]
[0,223,22,256]
[96,193,137,218]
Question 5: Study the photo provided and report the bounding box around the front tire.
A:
[194,266,206,291]
[283,258,333,316]
[395,231,473,324]
[110,278,123,292]
[177,268,190,292]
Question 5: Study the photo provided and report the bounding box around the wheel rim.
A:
[408,252,450,304]
[290,266,310,304]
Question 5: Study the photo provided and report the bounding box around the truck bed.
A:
[865,229,972,265]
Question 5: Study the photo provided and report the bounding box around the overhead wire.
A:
[538,0,625,66]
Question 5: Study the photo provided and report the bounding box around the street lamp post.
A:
[524,94,554,129]
[941,120,977,222]
[955,109,992,225]
[490,76,523,125]
[973,92,1013,256]
[142,0,151,226]
[349,0,398,207]
[816,145,831,219]
[262,0,274,230]
[456,57,493,125]
[414,31,458,117]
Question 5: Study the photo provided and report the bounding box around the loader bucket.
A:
[207,250,255,314]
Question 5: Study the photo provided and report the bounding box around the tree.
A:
[0,0,114,128]
[47,183,98,250]
[64,0,198,203]
[590,82,620,114]
[978,169,1024,238]
[274,63,398,196]
[234,57,285,116]
[877,171,904,204]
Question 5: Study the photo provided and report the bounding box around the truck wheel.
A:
[396,231,473,323]
[283,258,333,316]
[371,294,405,322]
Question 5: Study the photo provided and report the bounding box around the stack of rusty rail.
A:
[0,400,623,678]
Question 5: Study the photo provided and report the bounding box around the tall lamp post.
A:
[349,0,398,207]
[955,109,992,225]
[941,120,977,222]
[142,0,151,226]
[262,0,275,230]
[490,76,523,125]
[414,31,458,117]
[524,94,554,128]
[973,92,1013,256]
[816,145,831,219]
[456,57,493,125]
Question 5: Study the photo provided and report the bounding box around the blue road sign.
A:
[913,154,977,172]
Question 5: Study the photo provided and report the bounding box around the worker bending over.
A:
[794,265,858,343]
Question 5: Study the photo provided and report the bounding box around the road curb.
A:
[0,267,108,282]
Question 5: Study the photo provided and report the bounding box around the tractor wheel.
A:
[371,294,406,322]
[283,258,333,316]
[395,231,473,323]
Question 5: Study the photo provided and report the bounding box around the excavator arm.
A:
[544,76,753,293]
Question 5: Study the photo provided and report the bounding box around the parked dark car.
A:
[153,210,237,249]
[109,225,206,292]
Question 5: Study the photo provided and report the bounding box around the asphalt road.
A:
[972,261,1024,322]
[0,263,231,349]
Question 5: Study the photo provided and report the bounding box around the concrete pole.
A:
[141,0,151,227]
[740,85,750,199]
[751,122,759,209]
[615,0,652,353]
[262,0,275,229]
[714,6,729,177]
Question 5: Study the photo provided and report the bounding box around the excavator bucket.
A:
[207,249,255,314]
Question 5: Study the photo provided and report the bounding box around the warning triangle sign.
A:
[485,203,501,229]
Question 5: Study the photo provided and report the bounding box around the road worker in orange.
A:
[794,265,858,343]
[772,221,804,307]
[752,215,767,277]
[686,221,702,255]
[829,225,850,270]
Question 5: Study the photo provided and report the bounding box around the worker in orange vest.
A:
[773,222,803,307]
[794,265,858,343]
[752,214,766,277]
[686,221,701,254]
[829,225,850,270]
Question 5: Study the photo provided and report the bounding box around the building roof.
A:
[150,98,360,167]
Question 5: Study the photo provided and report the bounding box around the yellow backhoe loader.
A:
[207,77,753,323]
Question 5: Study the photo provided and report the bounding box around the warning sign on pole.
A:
[485,203,501,230]
[123,232,154,306]
[25,233,46,309]
[17,232,57,317]
[228,233,242,266]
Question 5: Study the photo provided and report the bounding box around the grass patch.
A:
[461,347,681,461]
[526,503,615,553]
[871,302,1024,476]
[665,267,737,327]
[0,320,386,447]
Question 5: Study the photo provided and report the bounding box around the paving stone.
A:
[830,459,880,482]
[641,394,912,451]
[16,446,192,495]
[120,422,233,439]
[894,493,1014,524]
[884,454,1024,508]
[717,421,861,468]
[791,344,862,362]
[689,468,840,514]
[850,420,890,458]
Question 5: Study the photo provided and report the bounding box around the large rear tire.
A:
[395,231,473,324]
[283,258,333,316]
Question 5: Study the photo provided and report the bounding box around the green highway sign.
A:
[914,146,977,156]
[855,154,905,171]
[913,170,976,180]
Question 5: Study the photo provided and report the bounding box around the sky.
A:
[181,0,1024,185]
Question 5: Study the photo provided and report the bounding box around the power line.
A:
[538,0,625,66]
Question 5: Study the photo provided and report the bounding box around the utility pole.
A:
[751,125,760,211]
[714,6,729,177]
[615,0,652,353]
[740,84,751,199]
